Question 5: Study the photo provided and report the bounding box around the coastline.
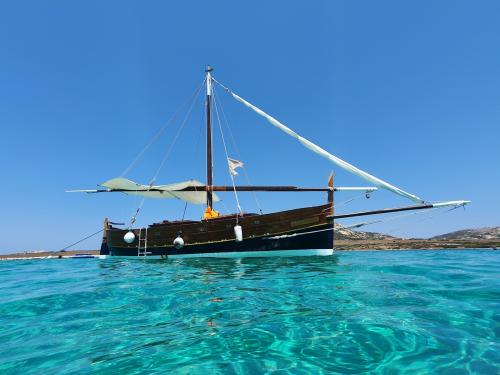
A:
[1,239,498,260]
[334,239,500,251]
[0,250,100,261]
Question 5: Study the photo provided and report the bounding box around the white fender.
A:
[124,231,135,244]
[234,225,243,242]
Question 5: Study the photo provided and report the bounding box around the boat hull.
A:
[102,204,334,258]
[105,224,333,258]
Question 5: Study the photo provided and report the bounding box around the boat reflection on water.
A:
[97,254,340,282]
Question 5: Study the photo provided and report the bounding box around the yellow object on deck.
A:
[203,206,220,219]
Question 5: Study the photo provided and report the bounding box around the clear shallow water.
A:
[0,250,499,374]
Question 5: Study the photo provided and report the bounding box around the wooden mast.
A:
[206,65,214,208]
[327,171,334,249]
[327,171,334,215]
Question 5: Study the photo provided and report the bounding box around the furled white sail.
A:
[68,178,220,205]
[335,187,378,192]
[431,200,470,208]
[229,92,424,203]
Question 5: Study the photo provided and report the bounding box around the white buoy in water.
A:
[173,236,184,249]
[124,231,135,244]
[234,225,243,242]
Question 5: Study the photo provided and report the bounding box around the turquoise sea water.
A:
[0,250,499,374]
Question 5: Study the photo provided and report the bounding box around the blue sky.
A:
[1,0,499,253]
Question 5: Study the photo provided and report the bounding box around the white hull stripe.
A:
[100,248,333,259]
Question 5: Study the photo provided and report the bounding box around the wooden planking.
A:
[108,203,332,248]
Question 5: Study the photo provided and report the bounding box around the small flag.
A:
[228,157,244,176]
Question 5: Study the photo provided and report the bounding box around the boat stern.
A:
[99,218,110,256]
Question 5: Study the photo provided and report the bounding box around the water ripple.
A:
[0,250,499,374]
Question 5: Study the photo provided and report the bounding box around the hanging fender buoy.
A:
[234,225,243,242]
[173,232,184,249]
[124,231,135,244]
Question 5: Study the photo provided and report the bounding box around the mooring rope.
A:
[59,229,104,252]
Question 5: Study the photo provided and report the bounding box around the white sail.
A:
[230,92,425,203]
[68,178,220,205]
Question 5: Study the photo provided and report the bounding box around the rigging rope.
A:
[59,229,104,252]
[127,79,205,228]
[213,88,264,214]
[151,86,204,183]
[120,78,206,177]
[181,201,188,222]
[385,205,462,235]
[333,191,369,209]
[190,101,207,219]
[345,207,441,229]
[212,87,242,221]
[272,205,464,240]
[343,204,463,234]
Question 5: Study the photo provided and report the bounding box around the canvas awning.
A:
[67,177,220,205]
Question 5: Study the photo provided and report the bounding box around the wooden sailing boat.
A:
[70,66,469,258]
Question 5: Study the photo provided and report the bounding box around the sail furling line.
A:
[223,88,424,204]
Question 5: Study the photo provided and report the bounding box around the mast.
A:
[327,171,334,215]
[206,65,213,208]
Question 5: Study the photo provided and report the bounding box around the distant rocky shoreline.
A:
[0,250,100,260]
[2,226,498,260]
[333,225,500,250]
[334,239,499,251]
[334,224,500,250]
[1,241,498,260]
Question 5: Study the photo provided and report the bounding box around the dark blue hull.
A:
[103,224,333,258]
